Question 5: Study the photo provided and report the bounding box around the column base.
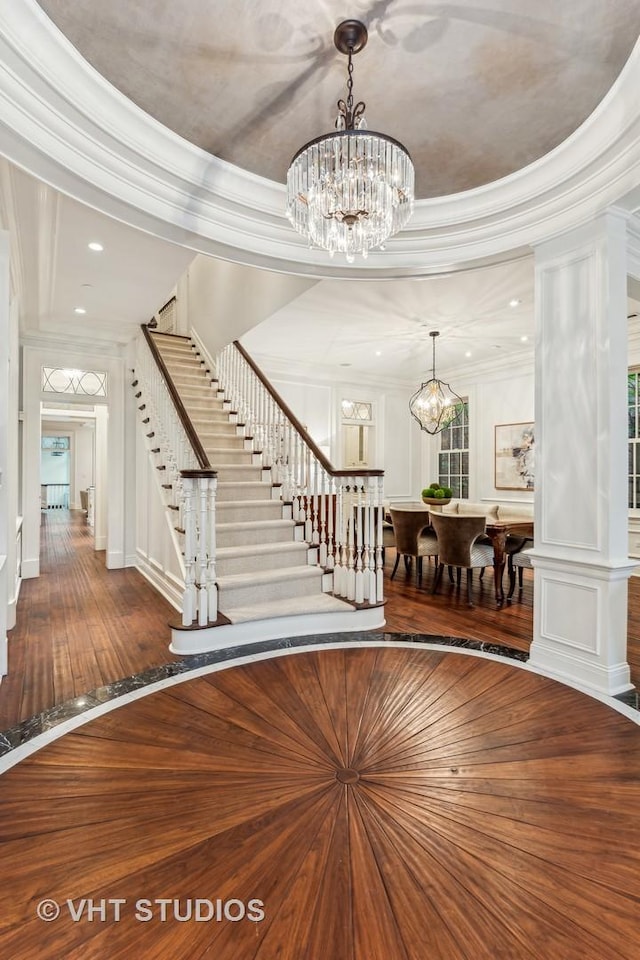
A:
[530,553,636,697]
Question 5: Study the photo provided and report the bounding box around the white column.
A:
[21,347,42,580]
[0,232,9,675]
[529,211,635,696]
[94,405,109,552]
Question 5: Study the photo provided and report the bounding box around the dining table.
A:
[384,503,533,605]
[484,519,534,605]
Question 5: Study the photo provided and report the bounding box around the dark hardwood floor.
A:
[0,509,638,730]
[0,510,178,729]
[0,646,638,959]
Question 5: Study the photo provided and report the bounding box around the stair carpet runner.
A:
[150,332,353,626]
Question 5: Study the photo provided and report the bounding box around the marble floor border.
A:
[0,631,637,761]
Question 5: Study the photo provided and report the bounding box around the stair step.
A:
[216,518,296,547]
[218,565,324,609]
[207,450,256,465]
[197,433,245,448]
[221,592,353,626]
[191,423,238,435]
[216,500,286,522]
[216,481,274,501]
[180,389,224,402]
[185,403,230,413]
[216,541,310,577]
[184,407,229,420]
[215,465,264,482]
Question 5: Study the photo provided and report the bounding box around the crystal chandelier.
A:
[409,331,464,434]
[286,19,414,262]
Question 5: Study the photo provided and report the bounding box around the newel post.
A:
[180,469,217,627]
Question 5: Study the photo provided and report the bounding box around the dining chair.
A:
[389,508,439,584]
[507,544,534,600]
[429,513,494,606]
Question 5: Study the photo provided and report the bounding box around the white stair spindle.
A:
[207,475,218,619]
[355,481,364,603]
[181,477,197,626]
[376,475,384,602]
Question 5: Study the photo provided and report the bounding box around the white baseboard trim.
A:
[106,550,125,569]
[135,551,182,613]
[528,639,634,697]
[7,579,21,630]
[21,558,39,579]
[170,605,386,655]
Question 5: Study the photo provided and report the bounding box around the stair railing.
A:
[134,328,218,627]
[216,340,385,605]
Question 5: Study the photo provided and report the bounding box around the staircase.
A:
[145,331,378,650]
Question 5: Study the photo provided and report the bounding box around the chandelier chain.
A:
[347,50,354,115]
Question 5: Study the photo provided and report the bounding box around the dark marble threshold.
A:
[0,632,635,758]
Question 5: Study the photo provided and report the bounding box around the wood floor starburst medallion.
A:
[0,646,639,959]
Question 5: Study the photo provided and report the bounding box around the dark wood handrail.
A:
[141,325,212,471]
[233,340,384,478]
[158,295,177,316]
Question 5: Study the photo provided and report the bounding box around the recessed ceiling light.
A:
[88,242,103,252]
[375,350,382,356]
[520,335,529,342]
[465,351,472,358]
[74,307,87,315]
[509,298,521,307]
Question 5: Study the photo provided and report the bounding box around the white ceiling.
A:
[3,163,194,345]
[242,256,535,382]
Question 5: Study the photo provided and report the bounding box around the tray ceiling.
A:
[36,0,640,198]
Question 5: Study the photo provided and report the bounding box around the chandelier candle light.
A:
[286,19,414,262]
[409,331,465,435]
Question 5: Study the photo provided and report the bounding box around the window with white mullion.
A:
[628,370,640,509]
[438,399,469,499]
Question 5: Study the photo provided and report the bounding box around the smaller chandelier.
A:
[409,331,464,435]
[286,19,414,262]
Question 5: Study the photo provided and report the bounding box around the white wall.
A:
[185,255,317,357]
[134,419,183,611]
[259,357,423,503]
[257,354,537,507]
[270,379,332,457]
[423,363,535,505]
[73,426,94,507]
[0,232,9,674]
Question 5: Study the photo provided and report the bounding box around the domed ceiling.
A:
[36,0,640,199]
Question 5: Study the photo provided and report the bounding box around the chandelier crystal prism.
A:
[286,19,414,262]
[409,331,465,435]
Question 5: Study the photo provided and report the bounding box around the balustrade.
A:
[135,329,385,633]
[217,341,385,606]
[135,331,217,628]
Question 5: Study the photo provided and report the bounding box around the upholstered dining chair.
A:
[429,513,495,607]
[507,544,534,600]
[389,507,439,584]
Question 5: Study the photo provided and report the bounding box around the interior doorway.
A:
[340,398,375,468]
[40,434,70,509]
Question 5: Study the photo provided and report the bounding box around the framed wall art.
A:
[494,422,534,491]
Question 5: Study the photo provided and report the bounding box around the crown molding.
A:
[2,3,640,279]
